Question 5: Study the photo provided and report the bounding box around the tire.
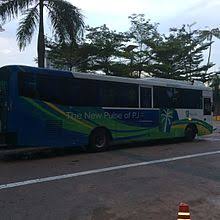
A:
[184,125,196,141]
[88,128,110,152]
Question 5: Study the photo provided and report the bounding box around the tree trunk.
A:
[138,69,141,78]
[37,0,45,68]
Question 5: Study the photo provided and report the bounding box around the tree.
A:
[199,28,220,73]
[0,0,84,67]
[84,25,128,76]
[46,39,95,71]
[44,14,219,83]
[127,14,161,78]
[150,25,213,82]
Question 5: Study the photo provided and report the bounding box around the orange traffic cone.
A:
[177,203,191,220]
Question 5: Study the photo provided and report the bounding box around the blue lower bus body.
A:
[4,96,213,147]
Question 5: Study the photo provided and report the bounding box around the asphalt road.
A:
[0,133,220,220]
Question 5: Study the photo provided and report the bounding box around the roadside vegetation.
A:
[46,15,220,83]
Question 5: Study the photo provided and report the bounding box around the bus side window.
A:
[100,82,138,108]
[140,87,152,108]
[153,86,173,108]
[18,72,38,99]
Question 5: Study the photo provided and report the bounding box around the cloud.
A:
[1,49,11,54]
[71,0,203,20]
[0,34,36,67]
[0,36,15,57]
[187,0,220,12]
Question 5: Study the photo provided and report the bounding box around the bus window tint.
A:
[18,73,139,107]
[78,79,100,106]
[118,84,138,107]
[100,82,115,107]
[140,87,152,108]
[153,86,173,108]
[153,86,202,109]
[174,88,202,109]
[37,75,65,104]
[100,82,138,107]
[18,72,38,99]
[38,77,100,106]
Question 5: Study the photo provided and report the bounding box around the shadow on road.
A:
[0,138,205,162]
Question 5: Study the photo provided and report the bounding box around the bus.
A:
[0,65,213,152]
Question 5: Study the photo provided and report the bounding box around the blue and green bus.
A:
[0,65,213,151]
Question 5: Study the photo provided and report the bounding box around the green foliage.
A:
[47,0,84,44]
[150,25,214,82]
[46,14,219,83]
[126,14,161,78]
[46,40,95,71]
[84,25,129,75]
[17,6,39,50]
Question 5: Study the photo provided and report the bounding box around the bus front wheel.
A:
[88,128,110,152]
[184,125,197,141]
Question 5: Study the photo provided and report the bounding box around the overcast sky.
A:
[0,0,220,70]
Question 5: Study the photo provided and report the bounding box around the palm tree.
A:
[0,0,84,67]
[199,28,220,73]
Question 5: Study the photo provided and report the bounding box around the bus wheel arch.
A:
[88,127,112,152]
[184,123,198,141]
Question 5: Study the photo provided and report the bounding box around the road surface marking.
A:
[0,150,220,190]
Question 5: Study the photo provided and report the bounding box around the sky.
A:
[0,0,220,70]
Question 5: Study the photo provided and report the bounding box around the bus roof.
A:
[0,65,212,91]
[72,71,211,91]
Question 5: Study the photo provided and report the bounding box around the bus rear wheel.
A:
[184,125,197,141]
[88,128,110,152]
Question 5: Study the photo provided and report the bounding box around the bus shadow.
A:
[0,146,85,162]
[109,137,202,151]
[0,138,205,162]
